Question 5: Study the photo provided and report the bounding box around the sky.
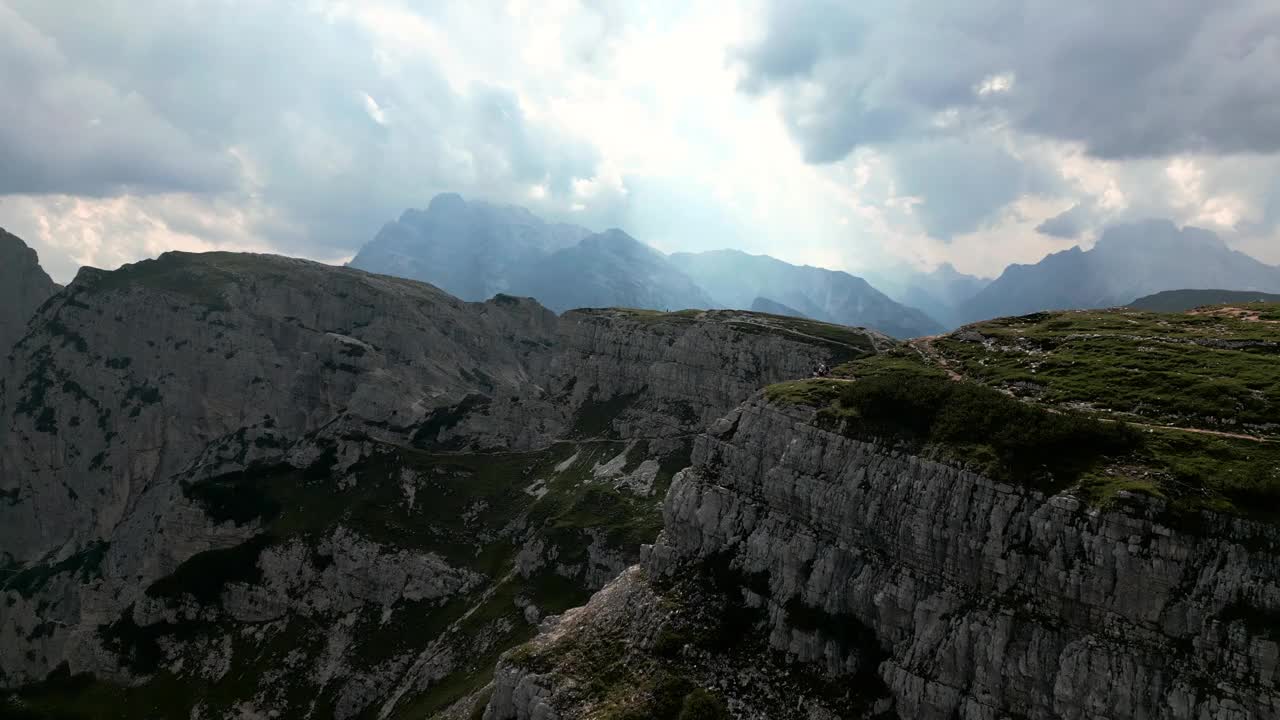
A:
[1,0,1278,285]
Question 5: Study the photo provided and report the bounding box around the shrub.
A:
[679,689,729,720]
[837,375,1141,488]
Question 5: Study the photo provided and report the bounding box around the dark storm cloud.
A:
[891,139,1058,239]
[1035,202,1095,239]
[1,1,603,257]
[0,4,237,196]
[738,0,1280,161]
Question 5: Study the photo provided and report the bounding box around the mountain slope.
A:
[1129,288,1280,312]
[512,229,715,313]
[750,296,809,319]
[348,193,590,302]
[0,251,883,718]
[670,249,944,338]
[0,229,60,355]
[484,305,1280,720]
[862,262,990,329]
[959,220,1280,322]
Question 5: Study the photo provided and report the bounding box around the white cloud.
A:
[0,0,1277,290]
[976,72,1015,96]
[362,93,388,125]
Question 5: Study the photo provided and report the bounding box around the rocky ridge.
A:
[0,249,878,718]
[485,398,1280,720]
[0,228,60,356]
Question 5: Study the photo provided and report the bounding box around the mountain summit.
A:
[349,194,590,301]
[0,228,60,354]
[349,194,942,337]
[958,220,1280,322]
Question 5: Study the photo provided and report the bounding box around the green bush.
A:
[837,375,1141,488]
[679,689,729,720]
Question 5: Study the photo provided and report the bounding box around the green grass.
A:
[829,373,1141,491]
[764,379,846,407]
[3,543,109,599]
[768,307,1280,521]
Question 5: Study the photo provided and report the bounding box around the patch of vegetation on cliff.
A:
[3,543,110,599]
[834,373,1142,490]
[145,534,271,604]
[72,433,683,719]
[78,255,239,311]
[572,387,643,439]
[183,466,286,526]
[767,308,1280,520]
[936,307,1280,432]
[506,558,887,720]
[726,315,879,360]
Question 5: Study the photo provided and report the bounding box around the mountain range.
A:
[958,219,1280,323]
[1129,288,1280,312]
[350,194,944,338]
[354,196,1280,337]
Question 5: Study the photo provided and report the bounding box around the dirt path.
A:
[908,336,962,381]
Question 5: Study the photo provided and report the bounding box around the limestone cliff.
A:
[486,398,1280,720]
[0,251,879,718]
[0,229,60,355]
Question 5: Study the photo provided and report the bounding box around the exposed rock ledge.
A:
[487,398,1280,720]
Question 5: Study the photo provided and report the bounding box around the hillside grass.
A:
[767,307,1280,520]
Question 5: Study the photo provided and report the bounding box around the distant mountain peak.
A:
[1092,219,1227,252]
[353,196,942,337]
[426,191,467,214]
[959,220,1280,323]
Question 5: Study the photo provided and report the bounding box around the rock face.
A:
[959,220,1280,323]
[0,251,881,718]
[0,229,60,355]
[486,399,1280,719]
[670,249,944,338]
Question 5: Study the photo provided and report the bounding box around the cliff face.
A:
[0,252,876,718]
[0,252,563,567]
[487,399,1280,720]
[0,229,60,355]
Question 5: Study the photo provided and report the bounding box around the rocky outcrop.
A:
[0,251,883,717]
[0,252,563,567]
[0,228,59,355]
[487,398,1280,720]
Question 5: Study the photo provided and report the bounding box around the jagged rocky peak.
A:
[0,228,60,354]
[959,220,1280,322]
[349,192,592,302]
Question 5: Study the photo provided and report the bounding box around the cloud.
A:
[890,136,1059,239]
[0,3,238,197]
[1,0,608,261]
[0,0,1277,287]
[737,0,1280,160]
[1035,202,1095,239]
